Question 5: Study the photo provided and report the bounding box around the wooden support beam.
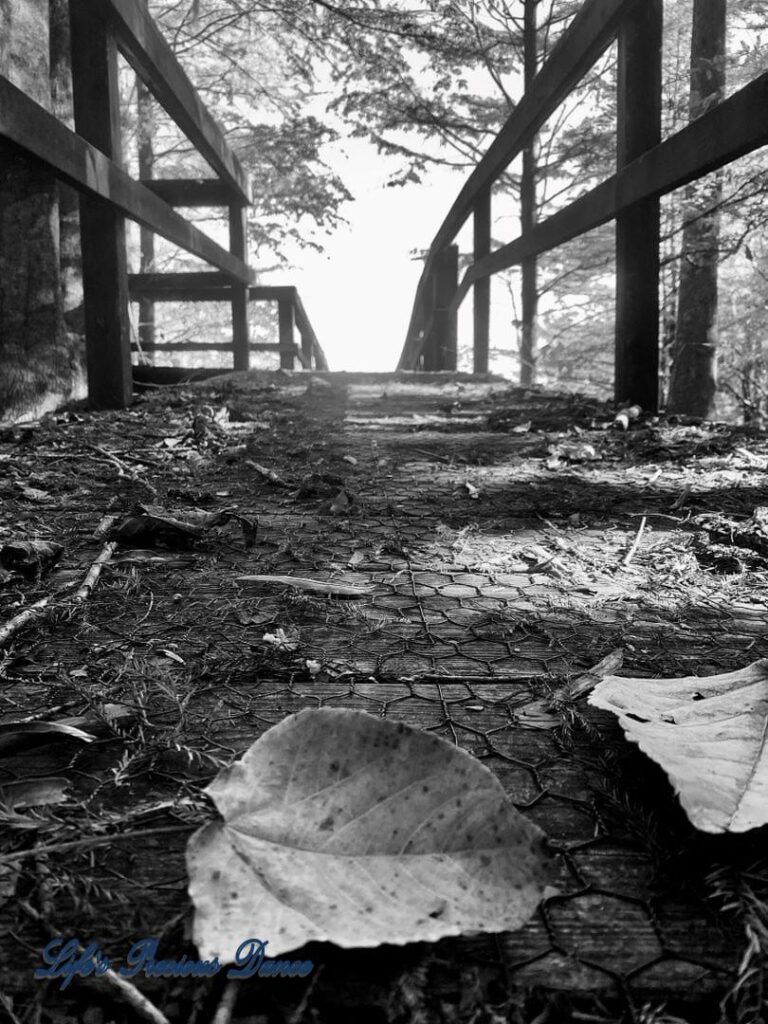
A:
[69,0,132,409]
[473,190,491,374]
[131,342,283,352]
[278,300,295,369]
[140,178,241,207]
[433,245,459,371]
[292,293,328,370]
[100,0,250,201]
[229,203,250,371]
[615,0,662,411]
[447,69,768,316]
[0,76,252,283]
[399,0,641,369]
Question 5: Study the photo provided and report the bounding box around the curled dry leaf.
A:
[590,660,768,833]
[188,709,552,961]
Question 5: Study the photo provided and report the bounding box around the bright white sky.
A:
[264,138,471,373]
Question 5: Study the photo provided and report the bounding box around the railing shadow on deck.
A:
[399,0,768,413]
[0,0,327,409]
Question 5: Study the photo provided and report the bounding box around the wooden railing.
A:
[129,273,328,370]
[0,0,326,408]
[398,0,768,412]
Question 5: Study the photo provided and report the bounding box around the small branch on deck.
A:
[19,901,170,1024]
[211,979,239,1024]
[621,515,647,568]
[0,539,118,647]
[74,542,119,603]
[88,444,159,497]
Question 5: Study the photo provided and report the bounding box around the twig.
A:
[0,539,120,646]
[287,964,324,1024]
[74,542,118,603]
[238,574,374,597]
[211,978,239,1024]
[245,460,292,488]
[621,516,647,569]
[568,649,624,698]
[88,444,158,497]
[19,901,170,1024]
[0,825,195,865]
[0,594,53,648]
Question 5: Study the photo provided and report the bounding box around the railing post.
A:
[278,299,295,369]
[69,0,132,408]
[300,327,313,369]
[432,245,459,371]
[615,0,663,411]
[473,190,491,374]
[228,202,250,370]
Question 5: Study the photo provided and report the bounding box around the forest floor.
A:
[0,370,767,1024]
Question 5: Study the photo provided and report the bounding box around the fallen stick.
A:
[0,541,118,647]
[568,649,624,698]
[0,594,53,648]
[621,516,647,568]
[89,444,158,497]
[211,979,239,1024]
[238,574,374,597]
[74,541,118,603]
[245,460,292,488]
[19,901,170,1024]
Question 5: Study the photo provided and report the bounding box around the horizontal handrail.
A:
[101,0,250,202]
[128,272,328,371]
[0,75,252,284]
[140,179,243,207]
[399,0,642,369]
[447,68,768,317]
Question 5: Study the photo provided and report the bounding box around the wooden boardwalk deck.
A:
[1,371,765,1023]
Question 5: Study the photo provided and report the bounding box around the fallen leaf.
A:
[589,660,768,833]
[262,628,299,652]
[0,777,71,810]
[187,708,552,961]
[0,540,64,576]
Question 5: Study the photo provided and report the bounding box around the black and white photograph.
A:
[1,0,767,1021]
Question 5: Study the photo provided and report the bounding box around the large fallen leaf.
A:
[188,708,551,961]
[589,660,768,833]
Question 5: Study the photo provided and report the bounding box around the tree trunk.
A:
[137,79,157,359]
[519,0,538,386]
[666,0,727,417]
[0,0,72,421]
[50,0,84,339]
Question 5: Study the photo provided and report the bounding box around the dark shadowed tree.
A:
[666,0,727,416]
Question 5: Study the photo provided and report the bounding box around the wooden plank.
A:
[448,69,768,315]
[69,2,132,409]
[473,190,491,374]
[100,0,250,201]
[615,0,662,411]
[131,342,282,352]
[128,275,307,303]
[399,0,641,369]
[141,178,240,207]
[278,300,295,369]
[0,76,252,284]
[229,203,250,371]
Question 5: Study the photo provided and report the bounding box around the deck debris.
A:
[187,708,552,960]
[590,660,768,833]
[238,574,374,597]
